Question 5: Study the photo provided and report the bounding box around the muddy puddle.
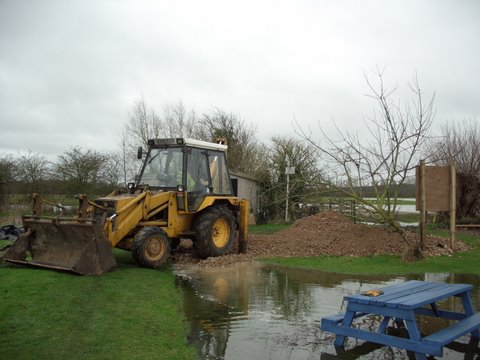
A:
[174,263,480,360]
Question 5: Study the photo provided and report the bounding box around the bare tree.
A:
[0,155,14,206]
[100,152,123,189]
[125,99,200,149]
[125,98,162,149]
[117,127,138,187]
[163,101,199,138]
[198,108,259,173]
[55,147,108,194]
[426,119,480,219]
[13,150,50,192]
[123,101,261,185]
[297,70,435,260]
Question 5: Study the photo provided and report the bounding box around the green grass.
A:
[394,212,420,223]
[261,229,480,275]
[0,250,196,360]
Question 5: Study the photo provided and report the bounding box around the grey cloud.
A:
[1,0,479,158]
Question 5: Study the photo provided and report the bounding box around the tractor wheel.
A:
[132,227,171,268]
[193,205,236,259]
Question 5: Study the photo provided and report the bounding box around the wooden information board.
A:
[415,162,456,249]
[415,166,450,211]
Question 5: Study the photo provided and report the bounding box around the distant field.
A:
[395,198,416,205]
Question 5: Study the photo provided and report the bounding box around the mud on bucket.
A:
[2,218,117,275]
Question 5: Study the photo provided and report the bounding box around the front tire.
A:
[132,227,171,268]
[193,205,236,258]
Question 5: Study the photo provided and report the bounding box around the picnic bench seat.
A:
[321,312,367,326]
[423,312,480,347]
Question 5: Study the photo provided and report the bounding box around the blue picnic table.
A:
[321,280,480,359]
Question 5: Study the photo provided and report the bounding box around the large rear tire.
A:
[193,205,236,258]
[132,227,171,268]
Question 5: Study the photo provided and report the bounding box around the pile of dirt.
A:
[172,211,469,267]
[247,211,467,257]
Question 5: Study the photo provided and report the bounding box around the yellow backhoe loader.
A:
[2,138,249,275]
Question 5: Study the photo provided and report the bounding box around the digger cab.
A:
[136,138,234,212]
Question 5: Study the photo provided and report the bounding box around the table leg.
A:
[404,319,421,340]
[378,316,391,334]
[404,313,427,360]
[334,310,356,347]
[460,291,479,338]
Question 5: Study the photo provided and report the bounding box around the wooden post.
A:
[76,194,89,222]
[285,170,290,222]
[352,199,356,224]
[238,199,249,254]
[32,193,42,217]
[419,160,426,248]
[450,163,456,250]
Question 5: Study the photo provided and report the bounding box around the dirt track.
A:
[172,211,468,267]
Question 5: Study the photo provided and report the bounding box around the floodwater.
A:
[174,263,480,360]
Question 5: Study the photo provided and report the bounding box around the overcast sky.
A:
[1,0,479,160]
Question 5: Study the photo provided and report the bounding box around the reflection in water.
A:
[174,263,480,360]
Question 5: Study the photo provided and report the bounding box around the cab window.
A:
[208,151,232,195]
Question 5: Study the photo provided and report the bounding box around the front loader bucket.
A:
[2,217,116,275]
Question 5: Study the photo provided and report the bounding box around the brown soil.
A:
[172,211,469,267]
